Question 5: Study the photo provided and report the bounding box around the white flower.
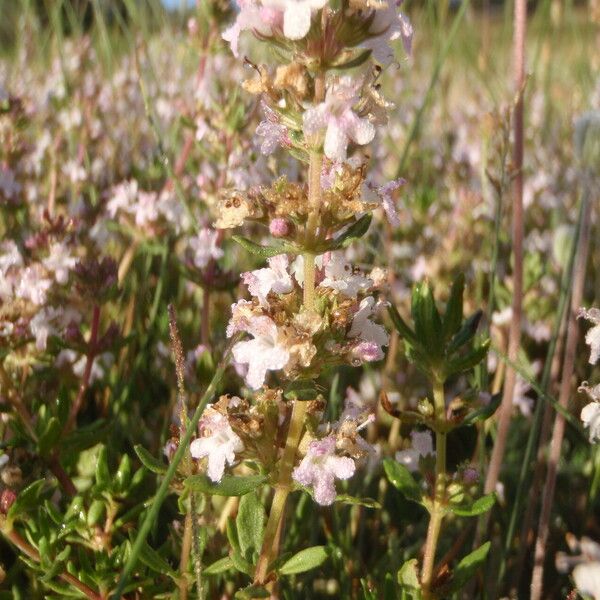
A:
[363,0,413,65]
[348,297,389,361]
[222,0,281,57]
[256,104,289,155]
[363,178,406,226]
[581,402,600,443]
[16,266,53,305]
[242,254,294,307]
[303,77,375,162]
[107,180,138,218]
[188,228,224,270]
[395,430,434,472]
[579,308,600,365]
[574,562,600,600]
[190,407,244,482]
[264,0,328,40]
[232,315,290,389]
[292,435,356,505]
[320,252,372,298]
[43,242,77,285]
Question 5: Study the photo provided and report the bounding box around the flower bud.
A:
[269,218,289,237]
[418,398,434,417]
[0,489,17,514]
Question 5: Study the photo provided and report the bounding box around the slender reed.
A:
[483,0,527,498]
[530,187,593,600]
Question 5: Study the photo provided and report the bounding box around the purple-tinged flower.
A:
[578,307,600,365]
[43,242,77,285]
[395,430,434,472]
[256,105,290,155]
[348,296,389,360]
[292,435,355,505]
[269,218,290,237]
[232,315,290,389]
[264,0,328,40]
[364,178,406,226]
[15,266,52,305]
[190,407,244,482]
[242,254,294,307]
[320,252,372,298]
[188,228,224,270]
[222,0,281,58]
[364,0,413,65]
[303,77,375,162]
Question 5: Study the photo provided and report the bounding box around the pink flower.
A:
[348,297,389,360]
[256,105,289,155]
[579,307,600,365]
[292,435,356,505]
[395,430,434,472]
[43,242,77,285]
[16,266,52,305]
[222,0,281,58]
[232,315,290,389]
[364,0,413,65]
[320,252,372,298]
[263,0,328,40]
[190,407,244,482]
[303,77,375,162]
[364,178,406,226]
[188,228,223,269]
[242,254,294,307]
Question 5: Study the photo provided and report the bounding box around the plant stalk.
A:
[421,378,447,598]
[254,145,323,586]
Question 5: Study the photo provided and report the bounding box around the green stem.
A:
[254,148,323,585]
[421,379,447,599]
[112,336,239,599]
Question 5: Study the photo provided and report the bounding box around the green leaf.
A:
[138,541,178,580]
[186,474,267,496]
[204,556,234,575]
[283,379,318,401]
[445,339,490,377]
[330,49,372,70]
[411,282,443,356]
[230,550,254,576]
[278,546,329,575]
[451,493,496,517]
[442,274,465,341]
[115,454,132,492]
[236,492,266,560]
[95,445,110,487]
[7,479,45,522]
[335,494,381,509]
[449,542,491,592]
[38,417,61,456]
[397,559,422,600]
[447,311,483,354]
[86,499,105,527]
[134,445,167,474]
[383,459,422,504]
[388,304,418,345]
[232,236,291,258]
[327,214,372,250]
[234,585,270,599]
[462,393,501,425]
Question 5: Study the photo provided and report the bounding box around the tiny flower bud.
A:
[463,467,480,485]
[418,398,434,417]
[0,489,17,514]
[269,218,289,237]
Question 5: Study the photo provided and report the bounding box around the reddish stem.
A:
[65,304,101,434]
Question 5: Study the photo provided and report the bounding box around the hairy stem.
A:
[2,528,102,600]
[254,143,323,586]
[421,379,447,598]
